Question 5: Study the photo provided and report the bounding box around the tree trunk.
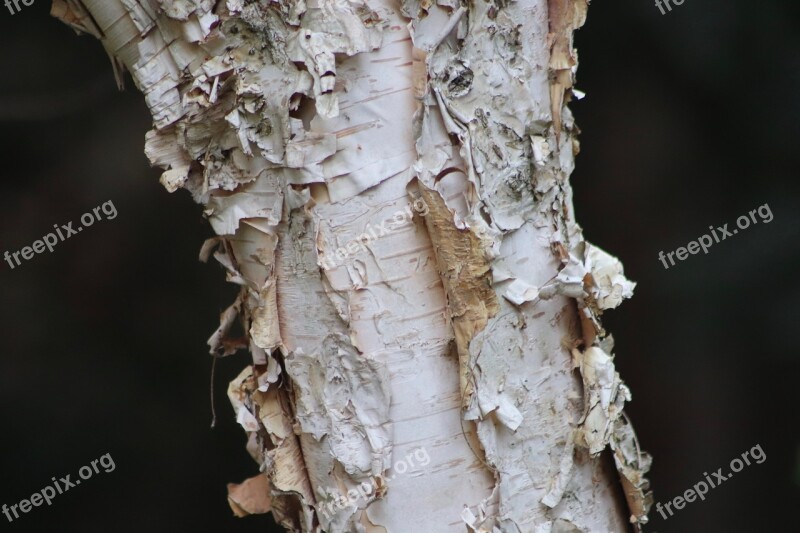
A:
[53,0,652,531]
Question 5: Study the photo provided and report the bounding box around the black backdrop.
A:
[1,1,797,532]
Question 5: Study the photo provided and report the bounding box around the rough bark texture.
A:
[53,0,652,531]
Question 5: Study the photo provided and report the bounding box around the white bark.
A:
[54,0,652,531]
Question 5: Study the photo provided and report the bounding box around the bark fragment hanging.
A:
[415,180,499,409]
[547,0,588,139]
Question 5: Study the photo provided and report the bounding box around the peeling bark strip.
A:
[54,0,651,530]
[415,180,499,410]
[548,0,588,139]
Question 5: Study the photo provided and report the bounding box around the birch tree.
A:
[53,0,652,530]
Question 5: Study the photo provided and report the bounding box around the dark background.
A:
[0,1,797,532]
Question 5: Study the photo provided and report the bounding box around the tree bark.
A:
[53,0,652,531]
